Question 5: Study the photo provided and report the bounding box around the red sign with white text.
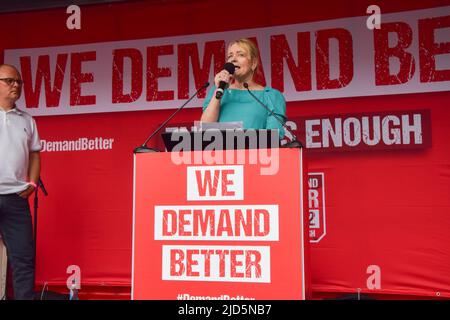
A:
[308,173,327,243]
[132,149,307,300]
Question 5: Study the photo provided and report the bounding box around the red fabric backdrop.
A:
[1,0,449,299]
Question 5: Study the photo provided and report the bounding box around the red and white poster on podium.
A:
[132,148,308,300]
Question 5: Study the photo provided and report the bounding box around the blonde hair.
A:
[227,38,260,76]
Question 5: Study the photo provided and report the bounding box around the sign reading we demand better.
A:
[132,149,307,300]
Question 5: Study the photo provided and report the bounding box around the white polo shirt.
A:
[0,106,42,194]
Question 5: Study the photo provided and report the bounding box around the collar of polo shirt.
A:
[0,105,22,115]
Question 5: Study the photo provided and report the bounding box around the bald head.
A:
[0,64,22,109]
[0,64,20,74]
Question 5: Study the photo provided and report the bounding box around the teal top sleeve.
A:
[202,85,216,111]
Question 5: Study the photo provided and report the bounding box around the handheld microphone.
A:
[134,82,210,153]
[243,82,302,148]
[215,63,236,100]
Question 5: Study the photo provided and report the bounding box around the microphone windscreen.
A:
[223,62,236,75]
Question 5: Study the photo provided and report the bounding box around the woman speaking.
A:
[201,38,287,137]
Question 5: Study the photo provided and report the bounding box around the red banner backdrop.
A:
[1,0,449,299]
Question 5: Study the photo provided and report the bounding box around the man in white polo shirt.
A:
[0,64,41,300]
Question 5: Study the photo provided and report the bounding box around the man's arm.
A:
[18,151,41,198]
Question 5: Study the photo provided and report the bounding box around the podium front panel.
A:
[132,148,307,299]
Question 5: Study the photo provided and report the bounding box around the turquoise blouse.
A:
[202,85,286,137]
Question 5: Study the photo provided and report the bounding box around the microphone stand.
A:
[33,178,48,262]
[243,83,303,148]
[32,177,47,299]
[31,179,72,300]
[133,82,210,153]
